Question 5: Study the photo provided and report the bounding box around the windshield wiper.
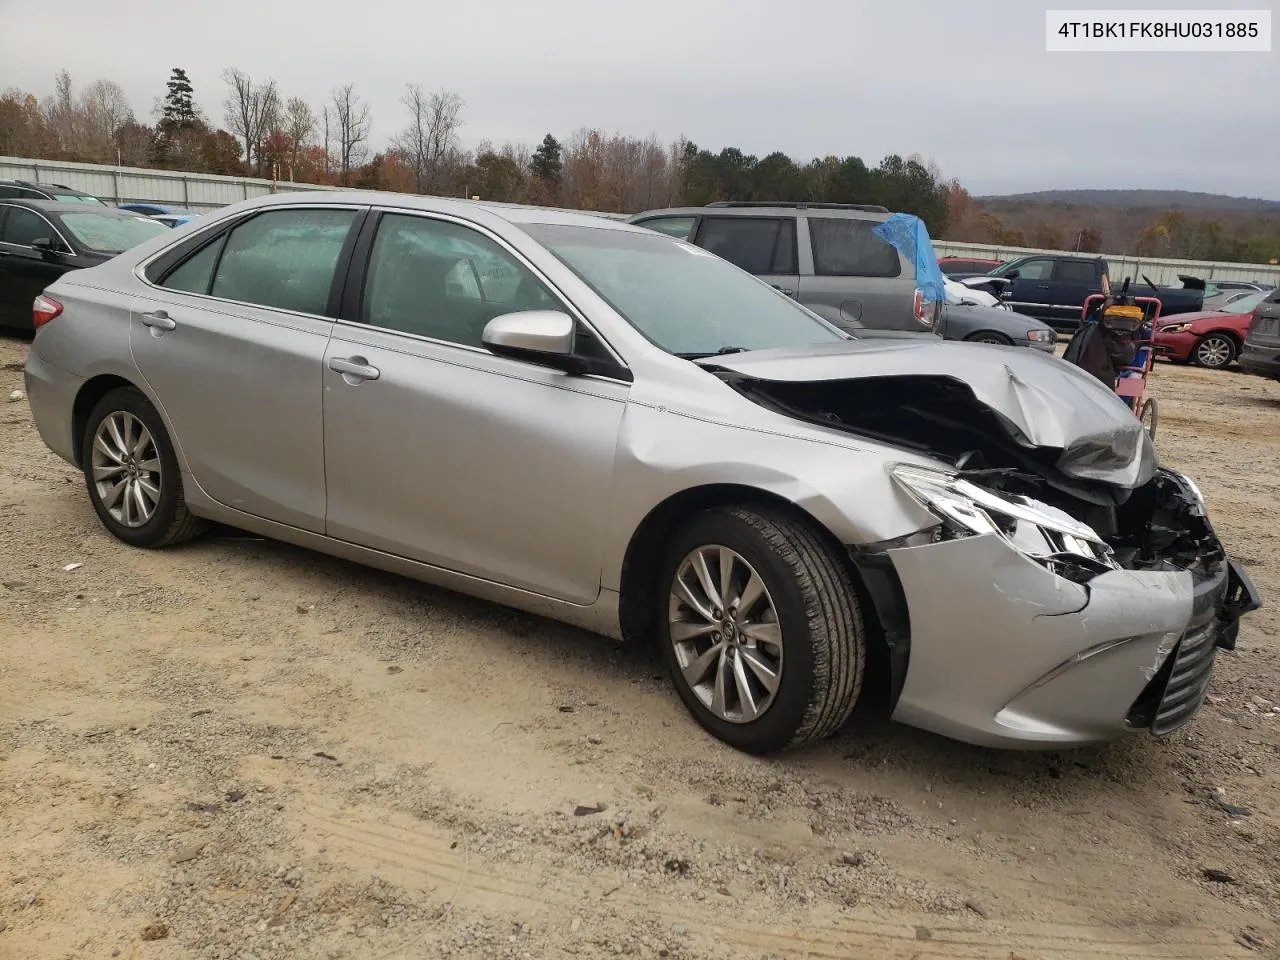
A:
[675,346,751,360]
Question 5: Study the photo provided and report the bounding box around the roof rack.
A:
[705,201,891,213]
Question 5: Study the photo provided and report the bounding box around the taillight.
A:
[33,294,63,329]
[913,289,938,330]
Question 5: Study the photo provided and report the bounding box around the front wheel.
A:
[966,331,1012,346]
[1193,333,1237,369]
[656,505,865,754]
[81,387,206,548]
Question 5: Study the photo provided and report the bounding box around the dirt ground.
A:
[2,332,1279,960]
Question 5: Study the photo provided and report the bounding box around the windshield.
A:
[519,223,845,357]
[1223,291,1266,314]
[59,212,169,254]
[51,193,107,205]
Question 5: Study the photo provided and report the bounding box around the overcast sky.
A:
[3,0,1277,198]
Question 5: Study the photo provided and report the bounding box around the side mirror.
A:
[481,310,584,373]
[1004,269,1021,280]
[31,237,63,258]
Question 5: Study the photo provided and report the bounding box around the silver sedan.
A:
[23,192,1259,754]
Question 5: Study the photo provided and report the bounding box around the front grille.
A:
[1151,623,1217,736]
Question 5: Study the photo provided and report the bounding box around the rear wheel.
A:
[81,387,206,548]
[1192,333,1237,369]
[966,331,1012,346]
[656,505,865,754]
[1140,397,1159,442]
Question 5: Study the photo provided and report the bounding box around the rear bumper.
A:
[24,348,83,467]
[1240,340,1280,378]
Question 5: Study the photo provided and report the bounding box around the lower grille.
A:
[1151,623,1217,736]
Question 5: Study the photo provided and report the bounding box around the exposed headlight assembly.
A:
[891,464,1119,579]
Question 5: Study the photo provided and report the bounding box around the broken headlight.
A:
[890,464,1119,579]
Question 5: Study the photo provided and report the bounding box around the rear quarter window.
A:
[809,217,901,278]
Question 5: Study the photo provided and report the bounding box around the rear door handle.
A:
[328,356,380,381]
[139,309,176,331]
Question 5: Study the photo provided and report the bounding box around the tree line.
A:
[0,68,954,232]
[1,68,1276,263]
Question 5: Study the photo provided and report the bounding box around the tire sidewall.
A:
[969,333,1011,346]
[81,388,184,547]
[655,510,820,754]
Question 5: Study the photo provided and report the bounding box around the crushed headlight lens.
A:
[1158,322,1189,334]
[890,464,1119,576]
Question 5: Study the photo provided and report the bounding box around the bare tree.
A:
[80,79,134,161]
[281,97,316,179]
[393,85,464,194]
[329,83,371,184]
[222,68,278,174]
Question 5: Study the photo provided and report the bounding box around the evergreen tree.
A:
[162,68,196,127]
[531,133,563,185]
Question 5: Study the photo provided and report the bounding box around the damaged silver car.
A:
[25,193,1260,754]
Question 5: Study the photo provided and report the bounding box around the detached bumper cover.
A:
[883,535,1259,749]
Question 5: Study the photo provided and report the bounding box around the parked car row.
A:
[20,189,1259,756]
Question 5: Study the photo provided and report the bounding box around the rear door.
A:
[692,215,799,298]
[1051,258,1101,324]
[797,215,910,330]
[0,205,76,329]
[131,205,365,533]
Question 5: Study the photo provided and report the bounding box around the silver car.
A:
[24,191,1260,755]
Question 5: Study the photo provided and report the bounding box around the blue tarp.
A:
[872,213,947,305]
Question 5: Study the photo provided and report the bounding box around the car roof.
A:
[629,203,894,222]
[237,189,651,234]
[0,179,94,194]
[0,198,154,217]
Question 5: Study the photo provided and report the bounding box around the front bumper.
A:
[883,532,1259,749]
[1152,330,1196,361]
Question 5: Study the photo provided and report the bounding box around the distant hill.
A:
[976,189,1280,214]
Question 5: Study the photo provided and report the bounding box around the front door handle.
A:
[139,309,176,331]
[328,356,380,381]
[771,284,796,296]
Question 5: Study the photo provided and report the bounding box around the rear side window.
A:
[160,236,227,295]
[809,218,901,278]
[635,216,696,240]
[1054,260,1096,283]
[696,217,796,275]
[208,208,358,315]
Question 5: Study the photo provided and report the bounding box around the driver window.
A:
[362,213,558,347]
[1015,259,1056,281]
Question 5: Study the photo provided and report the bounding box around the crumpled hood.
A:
[699,338,1157,489]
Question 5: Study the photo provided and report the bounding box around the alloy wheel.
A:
[1196,336,1233,368]
[91,411,162,528]
[667,545,784,723]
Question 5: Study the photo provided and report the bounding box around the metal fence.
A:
[5,154,1277,285]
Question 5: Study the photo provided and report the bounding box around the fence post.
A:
[182,177,190,208]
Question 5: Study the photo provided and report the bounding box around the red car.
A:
[1153,291,1267,369]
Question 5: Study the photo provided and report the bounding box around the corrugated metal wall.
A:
[5,155,1277,285]
[931,239,1280,286]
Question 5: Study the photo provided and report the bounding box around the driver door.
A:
[322,211,629,604]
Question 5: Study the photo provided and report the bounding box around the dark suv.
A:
[628,202,941,334]
[1240,287,1280,380]
[0,180,108,206]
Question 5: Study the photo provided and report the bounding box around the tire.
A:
[966,331,1012,346]
[1140,397,1159,442]
[80,386,206,548]
[1192,333,1237,369]
[656,505,865,754]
